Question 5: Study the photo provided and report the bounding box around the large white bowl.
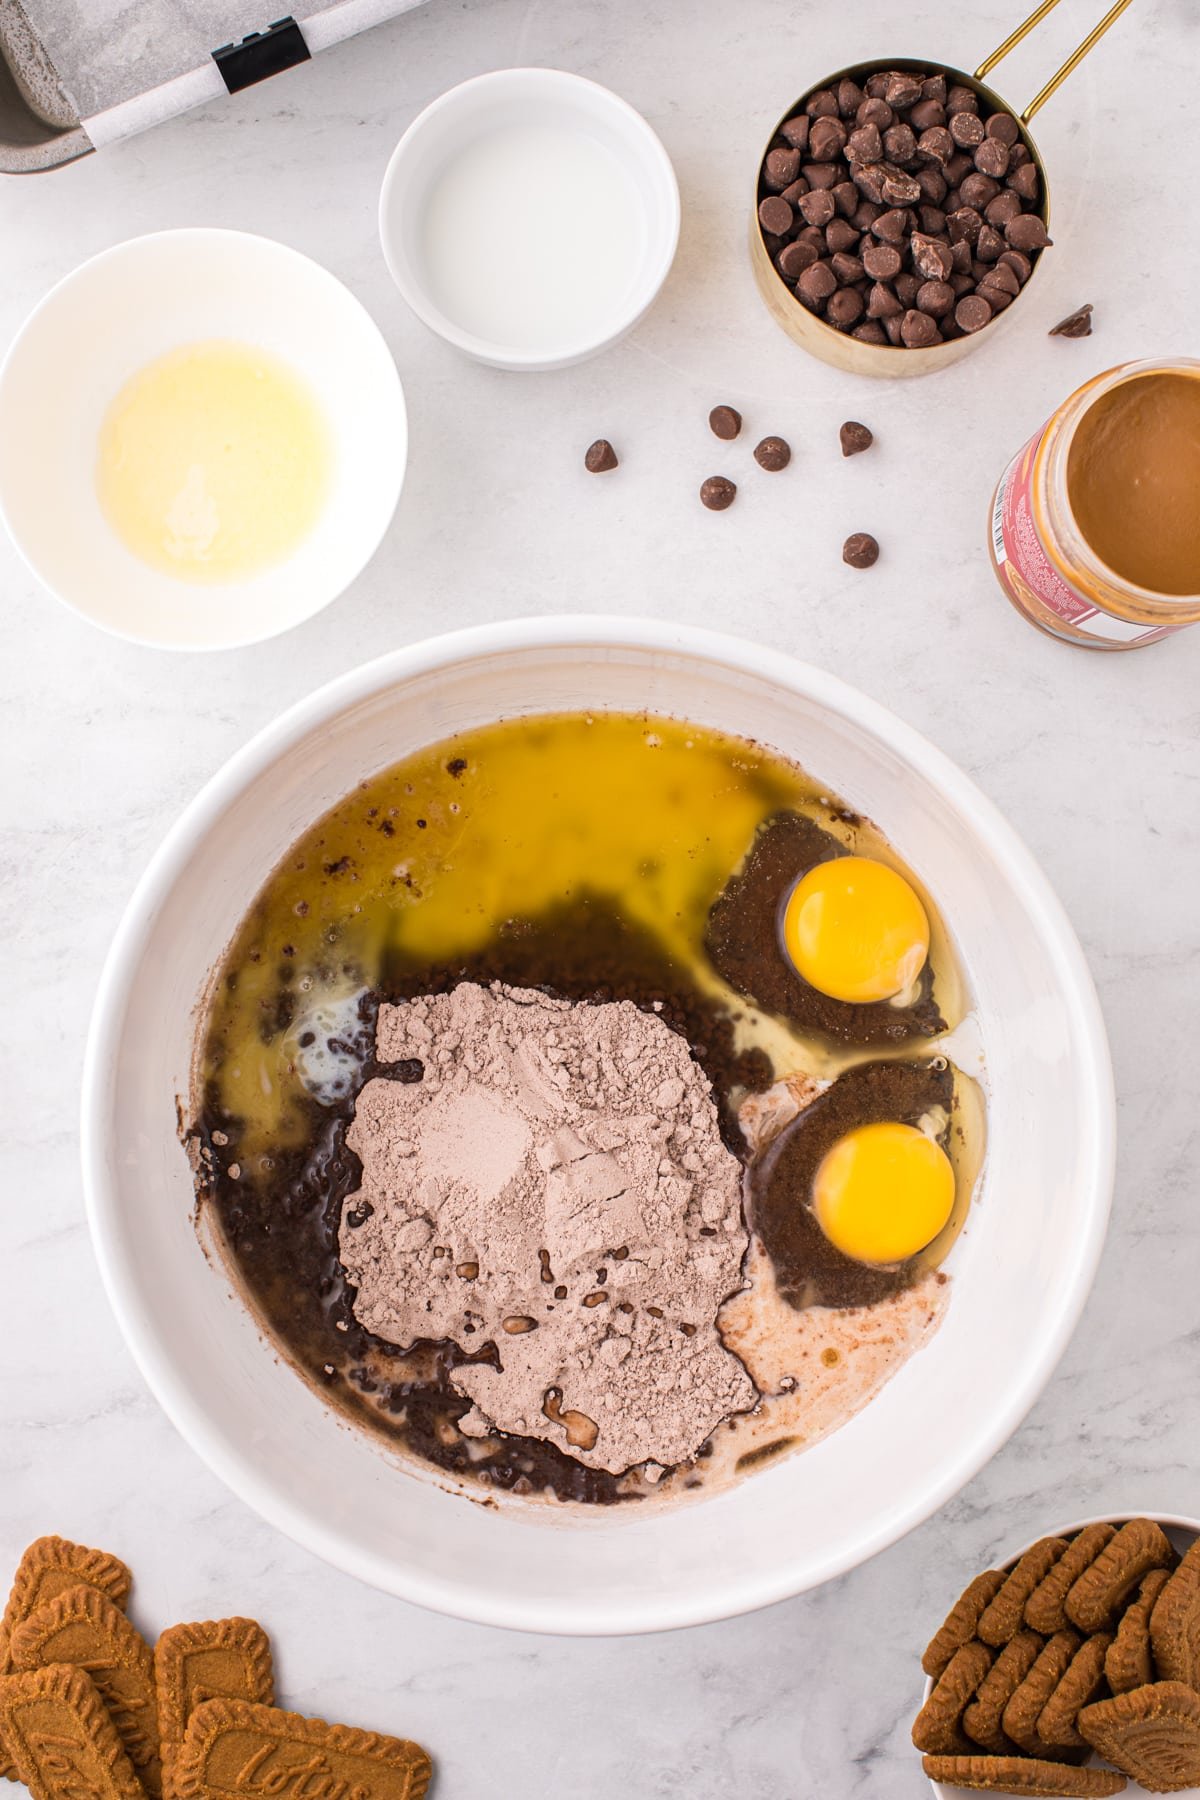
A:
[81,618,1115,1635]
[0,229,407,650]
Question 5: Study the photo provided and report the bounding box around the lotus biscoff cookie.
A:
[1149,1536,1200,1687]
[1107,1568,1171,1695]
[1002,1630,1083,1758]
[8,1584,161,1795]
[924,1569,1008,1677]
[155,1620,275,1800]
[0,1664,146,1800]
[0,1538,133,1780]
[980,1541,1071,1648]
[1036,1632,1113,1749]
[1065,1520,1175,1634]
[1079,1681,1200,1792]
[1026,1527,1117,1636]
[963,1631,1045,1755]
[175,1699,432,1800]
[922,1753,1127,1795]
[913,1640,994,1754]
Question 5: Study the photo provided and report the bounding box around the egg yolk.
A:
[813,1122,955,1265]
[782,855,930,1004]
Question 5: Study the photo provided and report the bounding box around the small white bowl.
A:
[0,229,407,651]
[82,617,1115,1635]
[379,68,680,370]
[924,1513,1200,1800]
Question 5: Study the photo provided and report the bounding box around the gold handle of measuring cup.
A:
[975,0,1135,123]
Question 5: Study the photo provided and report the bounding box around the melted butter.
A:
[97,340,330,583]
[201,712,970,1157]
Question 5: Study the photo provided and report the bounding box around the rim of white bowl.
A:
[378,68,681,368]
[81,617,1116,1634]
[0,227,407,652]
[925,1511,1200,1799]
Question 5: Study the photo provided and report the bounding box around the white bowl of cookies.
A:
[918,1513,1200,1798]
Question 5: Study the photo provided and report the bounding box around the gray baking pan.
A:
[0,0,91,174]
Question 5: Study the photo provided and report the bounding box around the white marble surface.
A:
[2,1,1199,1794]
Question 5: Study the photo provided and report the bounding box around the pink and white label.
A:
[992,426,1181,647]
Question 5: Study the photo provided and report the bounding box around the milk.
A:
[419,123,646,350]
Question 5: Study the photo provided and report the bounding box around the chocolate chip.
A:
[916,125,954,165]
[910,231,954,280]
[867,280,902,318]
[806,87,839,118]
[884,71,922,109]
[843,532,880,567]
[986,111,1020,146]
[700,476,736,510]
[803,161,840,190]
[975,223,1005,262]
[985,190,1022,227]
[825,216,860,253]
[1007,161,1040,202]
[852,162,887,204]
[872,206,912,243]
[982,259,1020,297]
[998,247,1032,284]
[831,251,865,284]
[837,77,865,118]
[894,272,920,306]
[709,405,742,440]
[754,435,791,471]
[908,97,945,132]
[780,115,810,151]
[758,195,793,235]
[955,292,993,332]
[922,72,947,104]
[799,188,836,227]
[946,84,979,116]
[883,123,917,164]
[780,177,810,206]
[900,307,939,347]
[1049,302,1094,337]
[916,278,955,318]
[777,239,818,280]
[856,96,893,131]
[826,287,864,329]
[764,147,802,191]
[974,136,1010,179]
[847,123,882,164]
[949,110,985,148]
[839,420,874,456]
[916,164,948,204]
[976,276,1014,312]
[947,206,982,245]
[919,204,947,236]
[851,320,888,344]
[797,260,837,307]
[584,439,618,472]
[1005,211,1052,250]
[881,165,922,206]
[862,240,902,280]
[809,116,848,160]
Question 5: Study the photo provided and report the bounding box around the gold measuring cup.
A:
[750,0,1134,377]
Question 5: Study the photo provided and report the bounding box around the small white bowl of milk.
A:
[379,68,680,371]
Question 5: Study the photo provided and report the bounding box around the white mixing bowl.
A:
[81,618,1114,1634]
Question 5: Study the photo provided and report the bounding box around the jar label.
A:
[992,425,1182,647]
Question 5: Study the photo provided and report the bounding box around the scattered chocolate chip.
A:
[1049,302,1094,338]
[709,404,742,439]
[700,476,736,510]
[754,435,791,471]
[843,532,880,568]
[839,420,873,456]
[584,439,618,473]
[1005,211,1051,251]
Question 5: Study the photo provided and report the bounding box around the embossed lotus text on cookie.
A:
[175,1699,432,1800]
[9,1585,160,1794]
[156,1620,275,1800]
[0,1663,146,1800]
[1079,1681,1200,1793]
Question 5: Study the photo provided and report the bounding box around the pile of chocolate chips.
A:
[757,66,1051,347]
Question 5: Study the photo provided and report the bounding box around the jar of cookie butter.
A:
[990,357,1200,649]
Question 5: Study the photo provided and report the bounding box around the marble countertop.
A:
[2,0,1199,1794]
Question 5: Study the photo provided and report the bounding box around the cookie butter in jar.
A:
[990,358,1200,649]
